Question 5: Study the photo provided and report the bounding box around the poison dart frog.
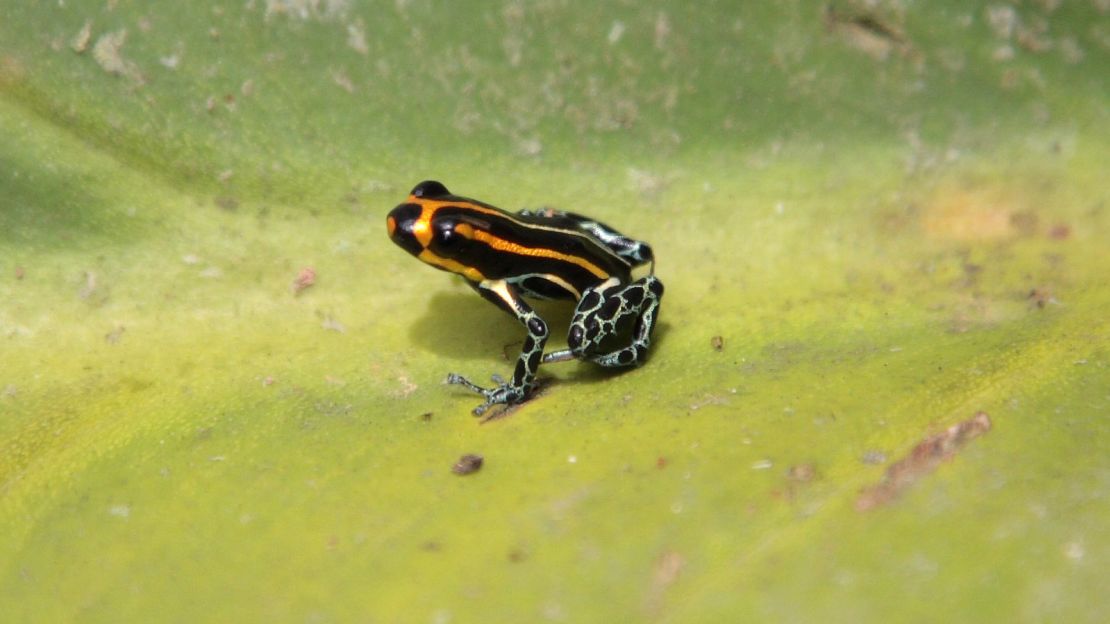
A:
[387,181,664,416]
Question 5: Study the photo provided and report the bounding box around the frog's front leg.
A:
[565,275,664,367]
[446,279,549,416]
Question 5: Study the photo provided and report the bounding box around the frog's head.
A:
[387,180,483,281]
[386,180,452,257]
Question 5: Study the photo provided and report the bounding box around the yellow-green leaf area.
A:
[1,1,1108,622]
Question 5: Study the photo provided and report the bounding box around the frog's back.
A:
[388,181,637,300]
[433,201,634,299]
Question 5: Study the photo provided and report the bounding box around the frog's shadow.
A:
[408,291,670,383]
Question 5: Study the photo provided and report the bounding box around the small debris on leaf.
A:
[452,454,484,475]
[71,20,93,53]
[391,375,417,398]
[1027,287,1056,309]
[92,29,142,82]
[78,270,98,299]
[320,313,346,333]
[105,325,126,344]
[291,267,316,295]
[787,463,816,482]
[347,22,369,55]
[824,5,909,61]
[861,449,887,465]
[710,335,724,351]
[78,270,109,305]
[214,196,239,211]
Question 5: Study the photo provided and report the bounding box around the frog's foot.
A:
[446,373,529,416]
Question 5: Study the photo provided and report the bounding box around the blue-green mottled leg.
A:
[567,275,664,368]
[446,279,548,416]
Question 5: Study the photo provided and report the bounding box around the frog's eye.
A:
[411,180,449,198]
[434,220,461,248]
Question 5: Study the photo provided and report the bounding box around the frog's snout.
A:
[387,203,425,257]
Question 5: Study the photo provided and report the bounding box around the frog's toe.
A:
[471,400,494,417]
[446,372,489,396]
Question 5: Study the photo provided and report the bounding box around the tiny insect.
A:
[387,181,664,415]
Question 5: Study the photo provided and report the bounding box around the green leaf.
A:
[2,2,1107,621]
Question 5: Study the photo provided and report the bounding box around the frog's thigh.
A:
[568,276,662,367]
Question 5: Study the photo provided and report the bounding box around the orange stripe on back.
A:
[411,197,614,280]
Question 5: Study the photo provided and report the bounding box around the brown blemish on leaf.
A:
[922,185,1035,241]
[857,411,992,511]
[1048,224,1071,240]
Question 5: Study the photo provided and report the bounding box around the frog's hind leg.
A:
[567,275,664,368]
